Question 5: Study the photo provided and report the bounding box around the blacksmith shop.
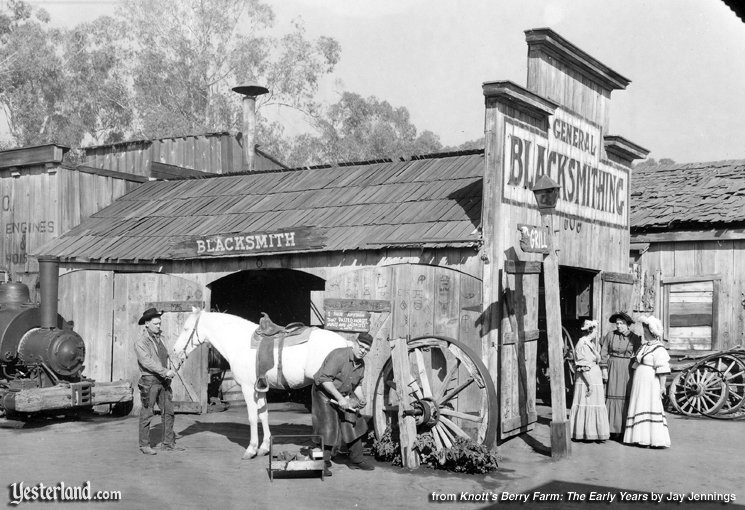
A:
[33,28,647,447]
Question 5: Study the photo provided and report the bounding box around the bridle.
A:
[174,312,204,368]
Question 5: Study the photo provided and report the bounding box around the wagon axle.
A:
[402,397,440,428]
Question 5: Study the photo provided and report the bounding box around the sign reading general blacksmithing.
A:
[503,108,629,228]
[324,310,371,332]
[169,226,326,258]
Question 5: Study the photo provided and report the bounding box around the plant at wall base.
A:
[371,428,499,474]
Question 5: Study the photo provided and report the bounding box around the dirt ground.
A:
[1,402,743,510]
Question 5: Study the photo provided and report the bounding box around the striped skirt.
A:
[623,364,671,447]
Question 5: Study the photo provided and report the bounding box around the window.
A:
[662,275,721,351]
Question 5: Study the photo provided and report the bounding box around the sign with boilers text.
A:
[503,108,629,228]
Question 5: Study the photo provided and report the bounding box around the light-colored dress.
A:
[623,341,671,447]
[600,330,641,434]
[569,335,610,441]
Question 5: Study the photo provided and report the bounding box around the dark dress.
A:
[600,330,641,434]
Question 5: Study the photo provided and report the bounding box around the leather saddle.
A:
[252,313,313,392]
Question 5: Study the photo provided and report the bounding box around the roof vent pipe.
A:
[232,83,269,172]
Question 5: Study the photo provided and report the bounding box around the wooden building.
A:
[630,160,745,353]
[0,144,146,293]
[34,28,646,444]
[83,132,286,177]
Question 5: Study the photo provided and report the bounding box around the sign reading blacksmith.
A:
[503,108,629,228]
[169,226,326,258]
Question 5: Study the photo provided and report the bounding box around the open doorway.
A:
[537,265,598,404]
[207,268,327,406]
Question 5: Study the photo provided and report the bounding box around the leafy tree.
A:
[0,1,132,146]
[119,0,340,143]
[282,91,443,167]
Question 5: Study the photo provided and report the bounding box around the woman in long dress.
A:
[623,315,671,448]
[569,319,610,441]
[600,311,641,437]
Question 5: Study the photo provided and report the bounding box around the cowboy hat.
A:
[609,311,634,325]
[138,307,163,325]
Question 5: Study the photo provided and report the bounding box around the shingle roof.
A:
[630,160,745,230]
[35,151,484,263]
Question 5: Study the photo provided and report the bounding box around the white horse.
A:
[172,307,349,459]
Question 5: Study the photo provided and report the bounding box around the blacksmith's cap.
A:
[357,332,374,347]
[138,307,163,325]
[609,311,634,325]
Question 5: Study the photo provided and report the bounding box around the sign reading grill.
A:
[169,227,326,258]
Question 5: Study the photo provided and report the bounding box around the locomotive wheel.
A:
[667,364,729,416]
[373,336,498,449]
[700,355,745,418]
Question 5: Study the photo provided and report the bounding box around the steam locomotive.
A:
[0,257,132,418]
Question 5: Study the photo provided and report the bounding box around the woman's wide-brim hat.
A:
[581,319,599,330]
[609,311,634,325]
[138,307,163,325]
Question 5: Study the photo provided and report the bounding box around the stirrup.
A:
[254,377,269,393]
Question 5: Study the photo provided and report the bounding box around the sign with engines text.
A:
[168,226,326,259]
[503,108,629,228]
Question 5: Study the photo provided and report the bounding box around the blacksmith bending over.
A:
[134,307,184,455]
[312,332,375,476]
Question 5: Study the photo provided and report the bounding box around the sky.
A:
[25,0,745,164]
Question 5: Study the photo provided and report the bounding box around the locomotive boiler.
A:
[0,257,132,418]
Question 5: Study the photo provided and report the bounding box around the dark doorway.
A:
[207,269,327,406]
[209,269,326,325]
[537,265,598,404]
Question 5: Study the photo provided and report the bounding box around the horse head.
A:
[172,306,207,370]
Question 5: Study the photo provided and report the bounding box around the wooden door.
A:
[58,270,115,384]
[499,261,540,440]
[324,264,483,416]
[111,273,206,413]
[601,272,636,335]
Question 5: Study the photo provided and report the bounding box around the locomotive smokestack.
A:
[38,256,60,329]
[232,83,269,172]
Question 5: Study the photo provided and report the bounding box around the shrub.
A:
[371,428,499,474]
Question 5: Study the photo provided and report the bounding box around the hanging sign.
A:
[168,226,326,258]
[517,224,549,254]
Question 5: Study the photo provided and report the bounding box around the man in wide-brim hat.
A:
[599,311,641,439]
[134,307,184,455]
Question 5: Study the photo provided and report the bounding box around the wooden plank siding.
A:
[0,165,141,293]
[634,240,742,352]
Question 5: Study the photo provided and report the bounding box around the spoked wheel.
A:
[373,336,498,449]
[700,355,745,418]
[668,364,729,416]
[562,326,576,394]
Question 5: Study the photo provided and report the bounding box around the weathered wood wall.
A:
[0,166,141,285]
[84,133,283,176]
[634,240,745,352]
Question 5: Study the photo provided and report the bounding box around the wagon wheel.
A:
[667,363,729,416]
[562,326,576,395]
[700,354,745,418]
[373,336,498,449]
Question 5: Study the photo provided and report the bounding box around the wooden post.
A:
[541,211,571,459]
[389,336,420,469]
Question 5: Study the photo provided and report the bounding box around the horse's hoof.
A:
[242,452,257,460]
[257,447,270,456]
